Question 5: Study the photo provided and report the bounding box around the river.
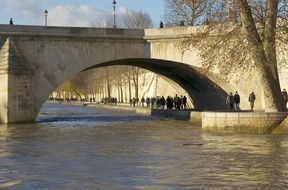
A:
[0,103,288,190]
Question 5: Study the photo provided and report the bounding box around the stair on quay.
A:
[272,116,288,134]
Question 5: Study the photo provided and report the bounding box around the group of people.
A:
[226,89,288,112]
[101,97,118,105]
[136,94,188,110]
[50,88,288,112]
[226,91,241,111]
[226,91,256,111]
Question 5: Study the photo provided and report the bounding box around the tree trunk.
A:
[118,81,124,103]
[237,0,285,112]
[107,80,111,99]
[106,70,111,99]
[120,85,123,103]
[102,83,105,99]
[72,88,83,101]
[117,85,120,102]
[134,78,139,100]
[263,0,279,81]
[128,75,132,101]
[132,68,139,100]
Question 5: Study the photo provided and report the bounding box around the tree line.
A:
[51,66,147,103]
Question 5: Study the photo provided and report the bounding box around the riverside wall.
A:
[202,112,288,134]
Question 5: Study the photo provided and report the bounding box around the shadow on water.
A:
[36,115,155,123]
[36,102,160,124]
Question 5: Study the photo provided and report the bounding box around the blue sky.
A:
[0,0,165,27]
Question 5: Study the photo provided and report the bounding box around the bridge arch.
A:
[83,58,228,111]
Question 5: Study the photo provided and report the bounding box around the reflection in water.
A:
[0,103,288,189]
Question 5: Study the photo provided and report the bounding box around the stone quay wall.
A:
[135,108,202,121]
[202,112,288,134]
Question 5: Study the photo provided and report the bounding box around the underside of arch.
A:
[84,58,228,111]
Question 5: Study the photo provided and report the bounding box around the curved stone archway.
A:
[85,58,228,111]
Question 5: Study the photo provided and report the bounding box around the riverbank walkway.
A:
[47,101,288,134]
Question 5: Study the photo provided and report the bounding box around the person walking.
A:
[141,97,145,107]
[166,96,173,110]
[9,18,13,25]
[234,91,240,111]
[159,21,164,28]
[174,94,180,110]
[132,97,136,107]
[160,96,166,109]
[226,92,234,111]
[282,89,288,108]
[145,97,150,107]
[182,95,187,109]
[248,92,256,111]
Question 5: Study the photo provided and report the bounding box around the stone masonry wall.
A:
[202,112,288,134]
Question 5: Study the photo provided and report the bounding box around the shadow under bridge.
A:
[84,58,227,111]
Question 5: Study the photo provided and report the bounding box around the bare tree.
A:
[119,9,153,28]
[178,0,288,112]
[164,0,210,26]
[130,67,139,100]
[113,66,126,103]
[70,75,88,100]
[126,69,132,102]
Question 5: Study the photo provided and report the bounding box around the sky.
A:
[0,0,165,27]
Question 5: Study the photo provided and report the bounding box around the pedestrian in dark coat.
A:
[234,91,240,111]
[183,95,187,109]
[226,92,235,111]
[160,21,164,28]
[248,92,256,111]
[9,18,13,25]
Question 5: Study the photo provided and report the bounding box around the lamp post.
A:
[206,12,210,24]
[112,0,116,28]
[44,9,48,26]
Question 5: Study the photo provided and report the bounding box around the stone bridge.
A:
[0,25,267,123]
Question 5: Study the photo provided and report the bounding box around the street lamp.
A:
[112,0,116,28]
[44,9,48,26]
[206,12,210,24]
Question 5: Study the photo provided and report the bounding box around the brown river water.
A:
[0,103,288,190]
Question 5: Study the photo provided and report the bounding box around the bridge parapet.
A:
[0,24,144,39]
[144,26,199,40]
